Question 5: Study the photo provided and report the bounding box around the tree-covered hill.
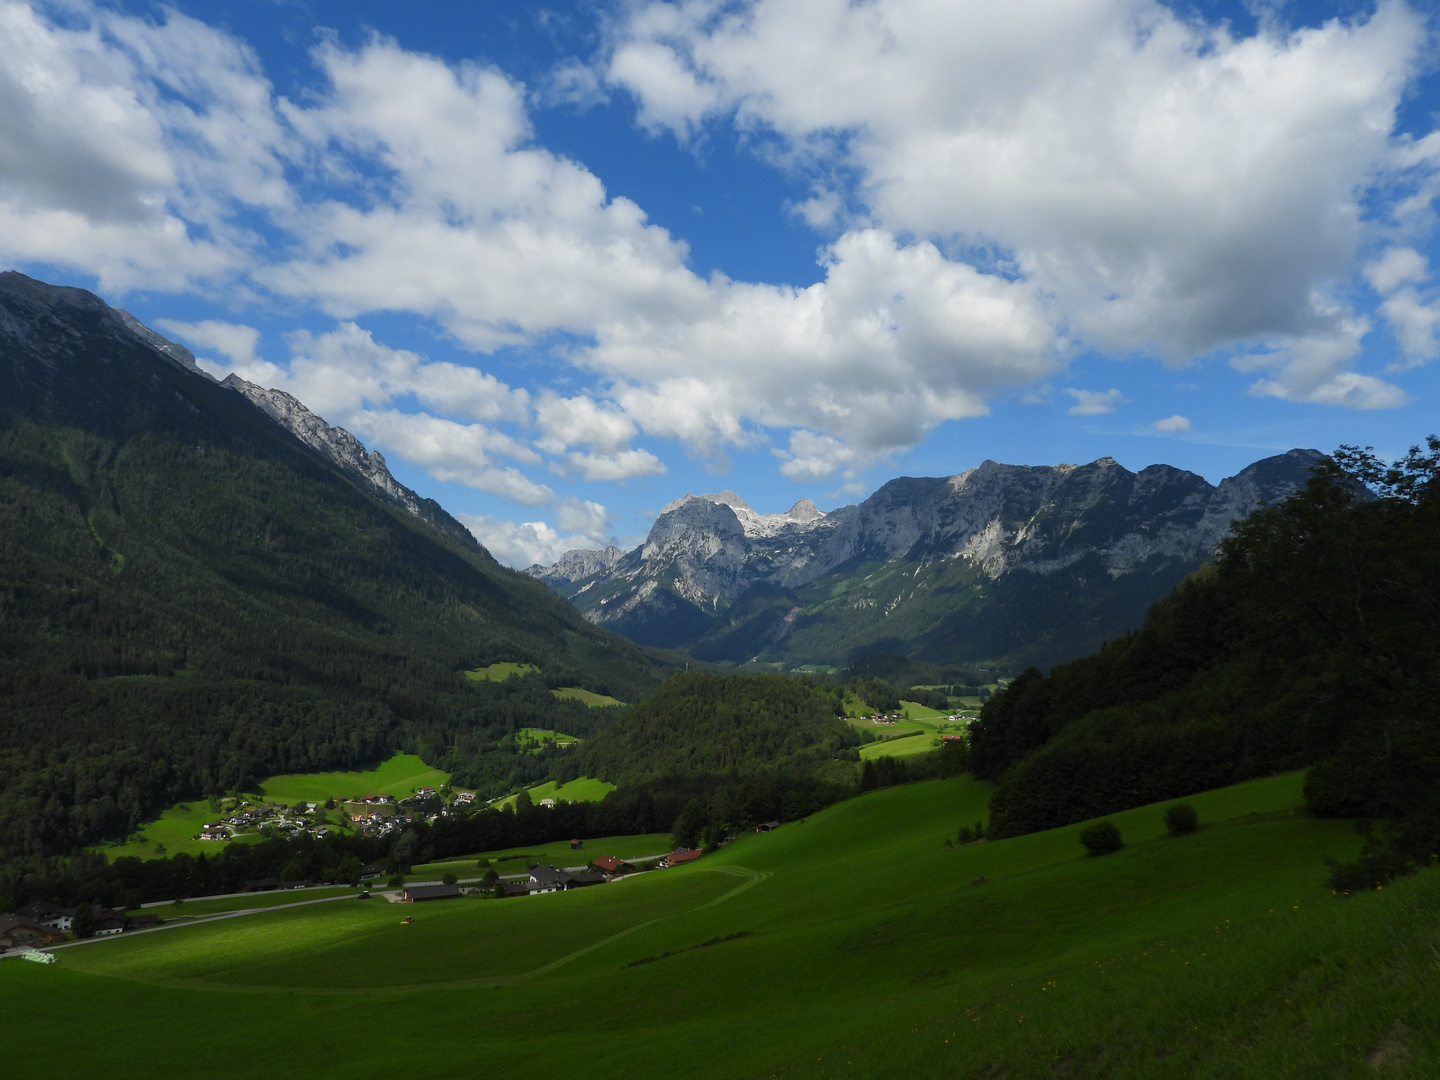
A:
[572,672,860,788]
[0,272,674,861]
[968,439,1439,876]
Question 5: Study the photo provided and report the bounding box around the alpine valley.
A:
[527,451,1323,670]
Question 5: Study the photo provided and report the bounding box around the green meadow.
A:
[99,803,268,861]
[257,754,449,804]
[15,772,1437,1078]
[463,661,541,681]
[492,776,618,811]
[551,685,626,706]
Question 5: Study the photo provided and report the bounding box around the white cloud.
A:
[1151,414,1191,432]
[0,1,289,291]
[457,514,603,569]
[1065,387,1125,416]
[607,0,1434,375]
[156,318,261,372]
[1365,246,1429,295]
[1241,314,1409,409]
[554,495,611,539]
[773,430,871,483]
[1379,288,1440,363]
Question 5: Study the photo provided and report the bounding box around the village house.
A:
[660,848,703,868]
[589,855,631,877]
[0,915,64,950]
[15,901,75,932]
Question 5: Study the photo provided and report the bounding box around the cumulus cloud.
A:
[1151,414,1191,432]
[1064,387,1125,416]
[1239,314,1409,409]
[773,430,872,483]
[458,513,604,568]
[0,1,289,291]
[606,0,1434,386]
[156,318,262,376]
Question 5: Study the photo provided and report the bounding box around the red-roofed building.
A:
[661,848,702,868]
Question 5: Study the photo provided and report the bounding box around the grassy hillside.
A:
[7,772,1432,1078]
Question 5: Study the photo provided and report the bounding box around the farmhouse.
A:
[15,901,74,932]
[590,855,631,876]
[528,864,573,893]
[753,821,781,833]
[402,884,461,902]
[660,848,703,867]
[0,915,64,949]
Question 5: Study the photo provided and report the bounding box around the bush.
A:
[387,874,404,889]
[1164,802,1199,835]
[1078,820,1123,856]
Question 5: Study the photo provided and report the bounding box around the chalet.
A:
[401,884,461,902]
[940,734,965,742]
[527,864,573,893]
[590,855,631,877]
[539,798,556,808]
[569,838,583,850]
[502,882,530,897]
[359,864,382,881]
[15,901,74,932]
[568,872,605,889]
[660,848,703,868]
[753,821,781,833]
[92,912,127,936]
[0,915,64,949]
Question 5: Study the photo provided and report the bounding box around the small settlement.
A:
[0,901,161,954]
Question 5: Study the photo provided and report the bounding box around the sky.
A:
[3,0,1439,567]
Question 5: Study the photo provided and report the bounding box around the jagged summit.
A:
[529,451,1327,669]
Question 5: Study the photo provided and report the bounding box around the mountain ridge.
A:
[528,449,1325,669]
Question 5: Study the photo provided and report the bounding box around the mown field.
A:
[12,773,1437,1078]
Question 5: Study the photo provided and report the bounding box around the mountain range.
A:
[528,451,1324,670]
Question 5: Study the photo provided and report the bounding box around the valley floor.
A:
[4,773,1436,1079]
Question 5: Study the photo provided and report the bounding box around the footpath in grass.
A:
[17,771,1435,1079]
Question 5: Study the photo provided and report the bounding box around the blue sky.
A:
[3,0,1439,565]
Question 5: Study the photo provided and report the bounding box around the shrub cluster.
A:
[1078,820,1123,856]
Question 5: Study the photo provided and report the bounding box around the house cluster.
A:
[869,713,903,724]
[0,901,161,952]
[198,802,331,843]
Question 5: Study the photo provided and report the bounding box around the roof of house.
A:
[528,864,573,887]
[666,848,703,865]
[568,872,606,887]
[591,855,630,873]
[404,884,461,901]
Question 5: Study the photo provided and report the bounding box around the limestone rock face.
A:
[529,450,1326,667]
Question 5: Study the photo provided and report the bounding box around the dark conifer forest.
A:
[0,273,675,867]
[970,438,1439,881]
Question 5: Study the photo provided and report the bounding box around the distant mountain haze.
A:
[528,451,1325,670]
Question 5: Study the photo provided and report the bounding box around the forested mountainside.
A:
[0,272,672,863]
[969,439,1439,877]
[529,452,1324,671]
